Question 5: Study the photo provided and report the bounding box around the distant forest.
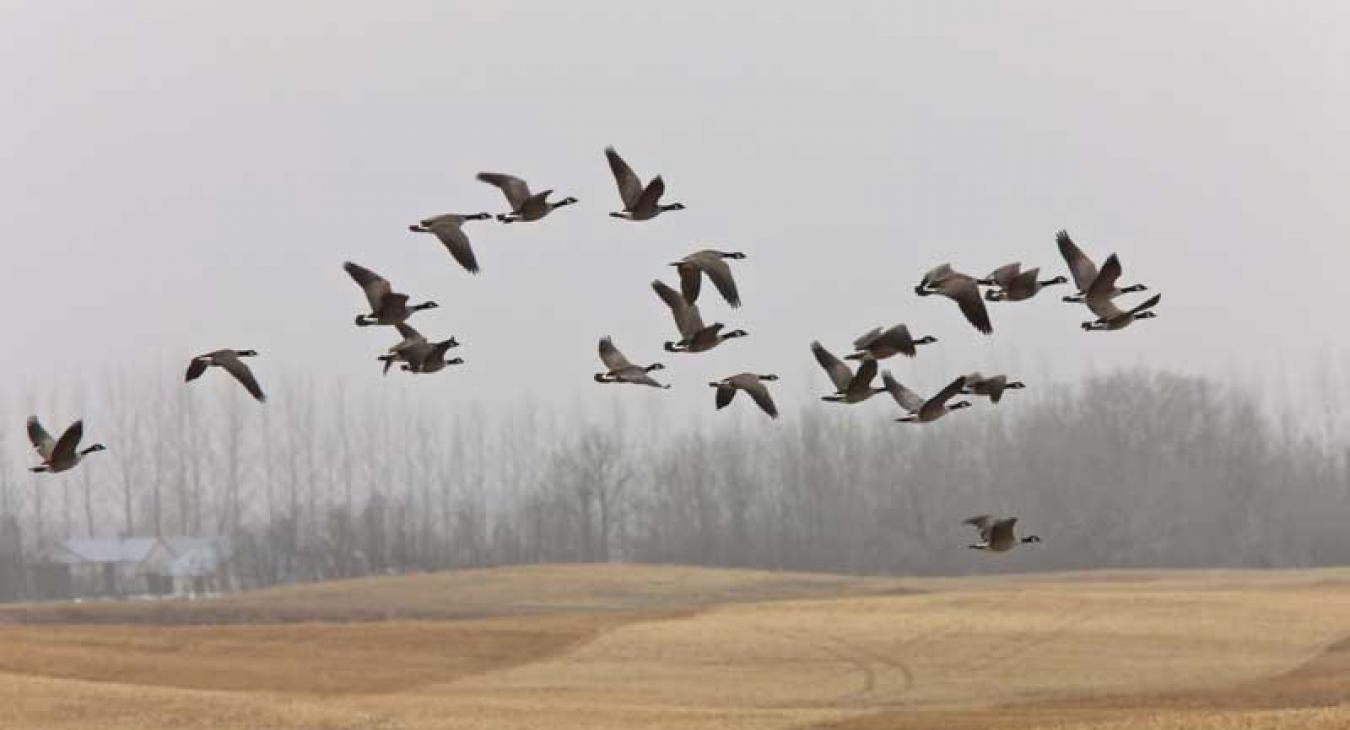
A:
[1,367,1347,591]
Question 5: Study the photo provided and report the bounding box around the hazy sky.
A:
[2,1,1346,424]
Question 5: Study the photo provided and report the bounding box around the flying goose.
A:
[846,324,936,360]
[983,267,1068,302]
[1057,230,1148,303]
[812,341,884,403]
[709,373,779,418]
[960,372,1025,403]
[915,269,993,335]
[594,336,669,388]
[408,212,493,273]
[671,249,746,308]
[343,262,438,327]
[378,323,463,374]
[652,280,747,353]
[884,373,972,423]
[1082,254,1162,331]
[976,262,1023,289]
[27,416,105,474]
[964,515,1041,552]
[185,349,266,402]
[605,147,685,221]
[477,172,577,223]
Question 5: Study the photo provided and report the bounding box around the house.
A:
[36,536,232,600]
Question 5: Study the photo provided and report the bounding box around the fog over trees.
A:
[1,364,1346,590]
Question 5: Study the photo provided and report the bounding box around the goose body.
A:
[477,172,577,222]
[27,416,105,474]
[709,373,779,418]
[343,261,438,327]
[964,515,1041,552]
[594,336,669,388]
[605,147,684,221]
[847,324,936,360]
[983,266,1068,302]
[885,373,972,423]
[409,212,493,273]
[812,341,884,403]
[960,372,1025,403]
[185,349,266,402]
[671,250,746,308]
[378,323,462,374]
[1057,230,1148,303]
[652,280,747,353]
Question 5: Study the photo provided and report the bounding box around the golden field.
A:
[0,564,1347,729]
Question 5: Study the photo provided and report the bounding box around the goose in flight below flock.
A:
[846,323,936,360]
[710,373,780,418]
[651,280,748,353]
[27,416,105,474]
[964,515,1041,552]
[605,146,685,221]
[594,336,669,388]
[915,265,993,335]
[343,261,438,327]
[378,323,463,374]
[1081,254,1162,331]
[185,349,266,402]
[960,373,1025,404]
[408,212,493,274]
[477,172,577,223]
[671,249,746,308]
[1057,229,1148,303]
[885,373,972,423]
[812,341,884,403]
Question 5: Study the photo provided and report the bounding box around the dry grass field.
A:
[0,564,1347,729]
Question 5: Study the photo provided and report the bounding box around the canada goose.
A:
[605,147,685,221]
[960,372,1025,403]
[984,267,1069,302]
[1082,254,1162,331]
[343,262,438,327]
[884,373,972,423]
[915,271,993,335]
[812,341,884,403]
[964,515,1041,552]
[378,323,463,374]
[477,172,577,222]
[408,212,493,273]
[1057,230,1148,303]
[27,416,105,474]
[185,349,266,402]
[976,262,1022,289]
[846,324,937,360]
[652,280,748,353]
[594,336,669,388]
[671,249,746,308]
[709,373,779,418]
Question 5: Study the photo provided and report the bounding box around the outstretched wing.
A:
[632,175,665,213]
[476,172,532,210]
[677,262,703,305]
[52,420,85,464]
[852,326,883,351]
[694,252,741,308]
[963,514,993,535]
[26,416,55,460]
[990,518,1018,545]
[1057,230,1098,293]
[741,377,779,418]
[652,280,703,339]
[185,357,209,383]
[424,218,480,274]
[1085,254,1126,320]
[848,358,878,391]
[882,371,925,412]
[985,262,1021,287]
[605,146,643,210]
[1129,293,1162,316]
[927,375,969,409]
[944,279,993,335]
[344,261,392,311]
[599,336,636,372]
[811,341,853,392]
[880,324,917,356]
[714,384,737,410]
[217,352,266,402]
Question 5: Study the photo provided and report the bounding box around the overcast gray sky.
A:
[2,1,1346,424]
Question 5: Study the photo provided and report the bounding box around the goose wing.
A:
[599,336,636,372]
[391,323,427,353]
[185,356,210,382]
[922,375,968,416]
[605,146,643,210]
[691,251,741,308]
[476,172,532,210]
[985,262,1021,287]
[344,262,392,311]
[852,326,883,351]
[632,175,666,214]
[714,383,737,410]
[990,518,1018,546]
[734,375,778,418]
[1057,230,1099,293]
[848,358,878,392]
[963,514,993,532]
[652,280,703,339]
[26,416,55,460]
[423,216,480,274]
[1128,293,1162,316]
[882,371,925,412]
[677,262,704,305]
[880,324,917,356]
[216,351,266,402]
[920,263,954,288]
[1085,254,1126,319]
[941,278,993,334]
[52,420,85,464]
[811,341,853,391]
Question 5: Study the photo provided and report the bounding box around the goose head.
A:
[1136,311,1158,320]
[1006,381,1027,389]
[1122,284,1148,293]
[554,196,579,207]
[236,349,259,357]
[719,251,747,259]
[1081,320,1104,331]
[916,335,938,345]
[1022,535,1042,544]
[1063,293,1087,303]
[664,341,686,352]
[645,363,665,372]
[594,373,613,383]
[1042,275,1069,286]
[948,400,973,411]
[661,202,686,212]
[411,301,440,312]
[437,338,459,349]
[468,212,493,220]
[758,374,779,381]
[80,444,107,456]
[721,329,749,340]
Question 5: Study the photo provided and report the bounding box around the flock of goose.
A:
[23,146,1161,555]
